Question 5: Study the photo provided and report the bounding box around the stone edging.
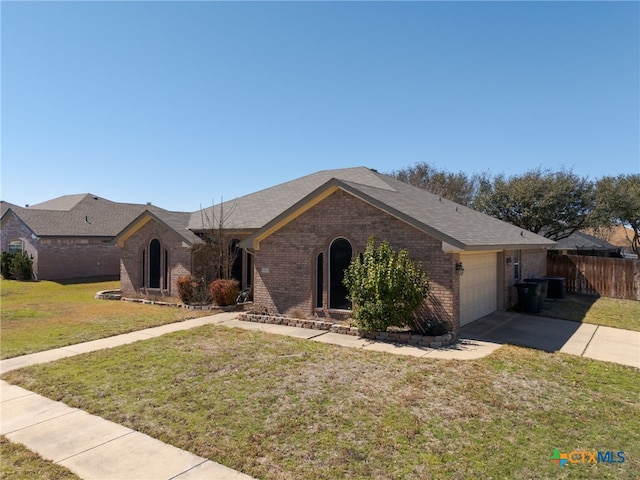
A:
[237,313,455,348]
[94,290,122,300]
[95,292,250,312]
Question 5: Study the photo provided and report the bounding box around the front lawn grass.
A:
[0,435,80,480]
[0,279,205,359]
[540,293,640,331]
[3,325,638,479]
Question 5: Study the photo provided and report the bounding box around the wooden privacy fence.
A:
[547,254,640,301]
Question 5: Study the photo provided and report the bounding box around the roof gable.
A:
[239,170,556,251]
[115,209,201,247]
[1,201,24,216]
[188,167,396,230]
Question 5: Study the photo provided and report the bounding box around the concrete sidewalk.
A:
[0,311,501,480]
[1,312,255,480]
[459,311,640,369]
[2,309,637,479]
[1,381,251,480]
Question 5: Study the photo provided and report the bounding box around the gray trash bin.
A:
[515,282,541,314]
[524,278,548,311]
[543,276,566,299]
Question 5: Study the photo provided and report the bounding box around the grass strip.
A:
[3,325,638,479]
[0,279,204,359]
[0,436,80,480]
[539,294,640,331]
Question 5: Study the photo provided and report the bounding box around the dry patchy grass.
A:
[539,294,640,331]
[0,279,204,359]
[0,436,80,480]
[4,325,638,479]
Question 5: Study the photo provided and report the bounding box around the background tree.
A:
[390,162,482,207]
[343,237,429,332]
[593,174,640,255]
[473,167,595,240]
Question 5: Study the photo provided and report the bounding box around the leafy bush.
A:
[343,237,429,332]
[0,252,34,281]
[1,252,14,279]
[210,278,240,306]
[176,275,211,305]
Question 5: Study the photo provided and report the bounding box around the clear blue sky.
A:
[2,1,638,212]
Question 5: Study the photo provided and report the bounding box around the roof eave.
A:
[239,179,470,251]
[114,210,198,248]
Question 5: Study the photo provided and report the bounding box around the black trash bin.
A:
[524,278,548,311]
[544,276,566,299]
[515,282,541,314]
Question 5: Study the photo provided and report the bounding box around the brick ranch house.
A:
[0,195,169,280]
[116,167,556,333]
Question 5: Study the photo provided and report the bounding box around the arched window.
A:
[329,238,352,310]
[141,239,168,290]
[229,238,242,281]
[315,252,324,308]
[141,248,146,287]
[149,239,161,288]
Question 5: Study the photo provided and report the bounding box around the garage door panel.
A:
[460,253,497,326]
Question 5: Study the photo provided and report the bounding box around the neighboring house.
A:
[0,194,168,280]
[116,167,555,333]
[551,231,623,257]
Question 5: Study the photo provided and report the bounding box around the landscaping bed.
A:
[238,312,455,347]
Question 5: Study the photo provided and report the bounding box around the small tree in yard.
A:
[189,198,241,303]
[343,237,429,332]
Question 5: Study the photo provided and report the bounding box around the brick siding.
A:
[1,213,39,276]
[120,219,192,297]
[37,238,120,279]
[251,189,460,329]
[501,248,548,308]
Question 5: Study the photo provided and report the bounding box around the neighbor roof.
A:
[553,231,619,251]
[237,168,556,251]
[1,201,24,216]
[1,194,169,237]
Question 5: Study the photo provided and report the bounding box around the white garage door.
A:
[459,252,498,326]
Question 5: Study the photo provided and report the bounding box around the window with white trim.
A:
[8,241,23,254]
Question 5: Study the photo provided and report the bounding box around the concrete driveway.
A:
[460,310,640,369]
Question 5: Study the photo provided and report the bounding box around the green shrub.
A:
[176,275,211,305]
[210,279,240,306]
[0,252,34,281]
[1,252,14,279]
[343,237,429,332]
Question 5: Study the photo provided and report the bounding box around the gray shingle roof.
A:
[554,231,618,251]
[28,194,93,211]
[195,166,555,251]
[6,168,558,251]
[124,209,201,245]
[2,194,169,237]
[188,167,396,230]
[1,201,24,216]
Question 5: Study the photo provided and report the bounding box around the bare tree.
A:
[191,198,241,287]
